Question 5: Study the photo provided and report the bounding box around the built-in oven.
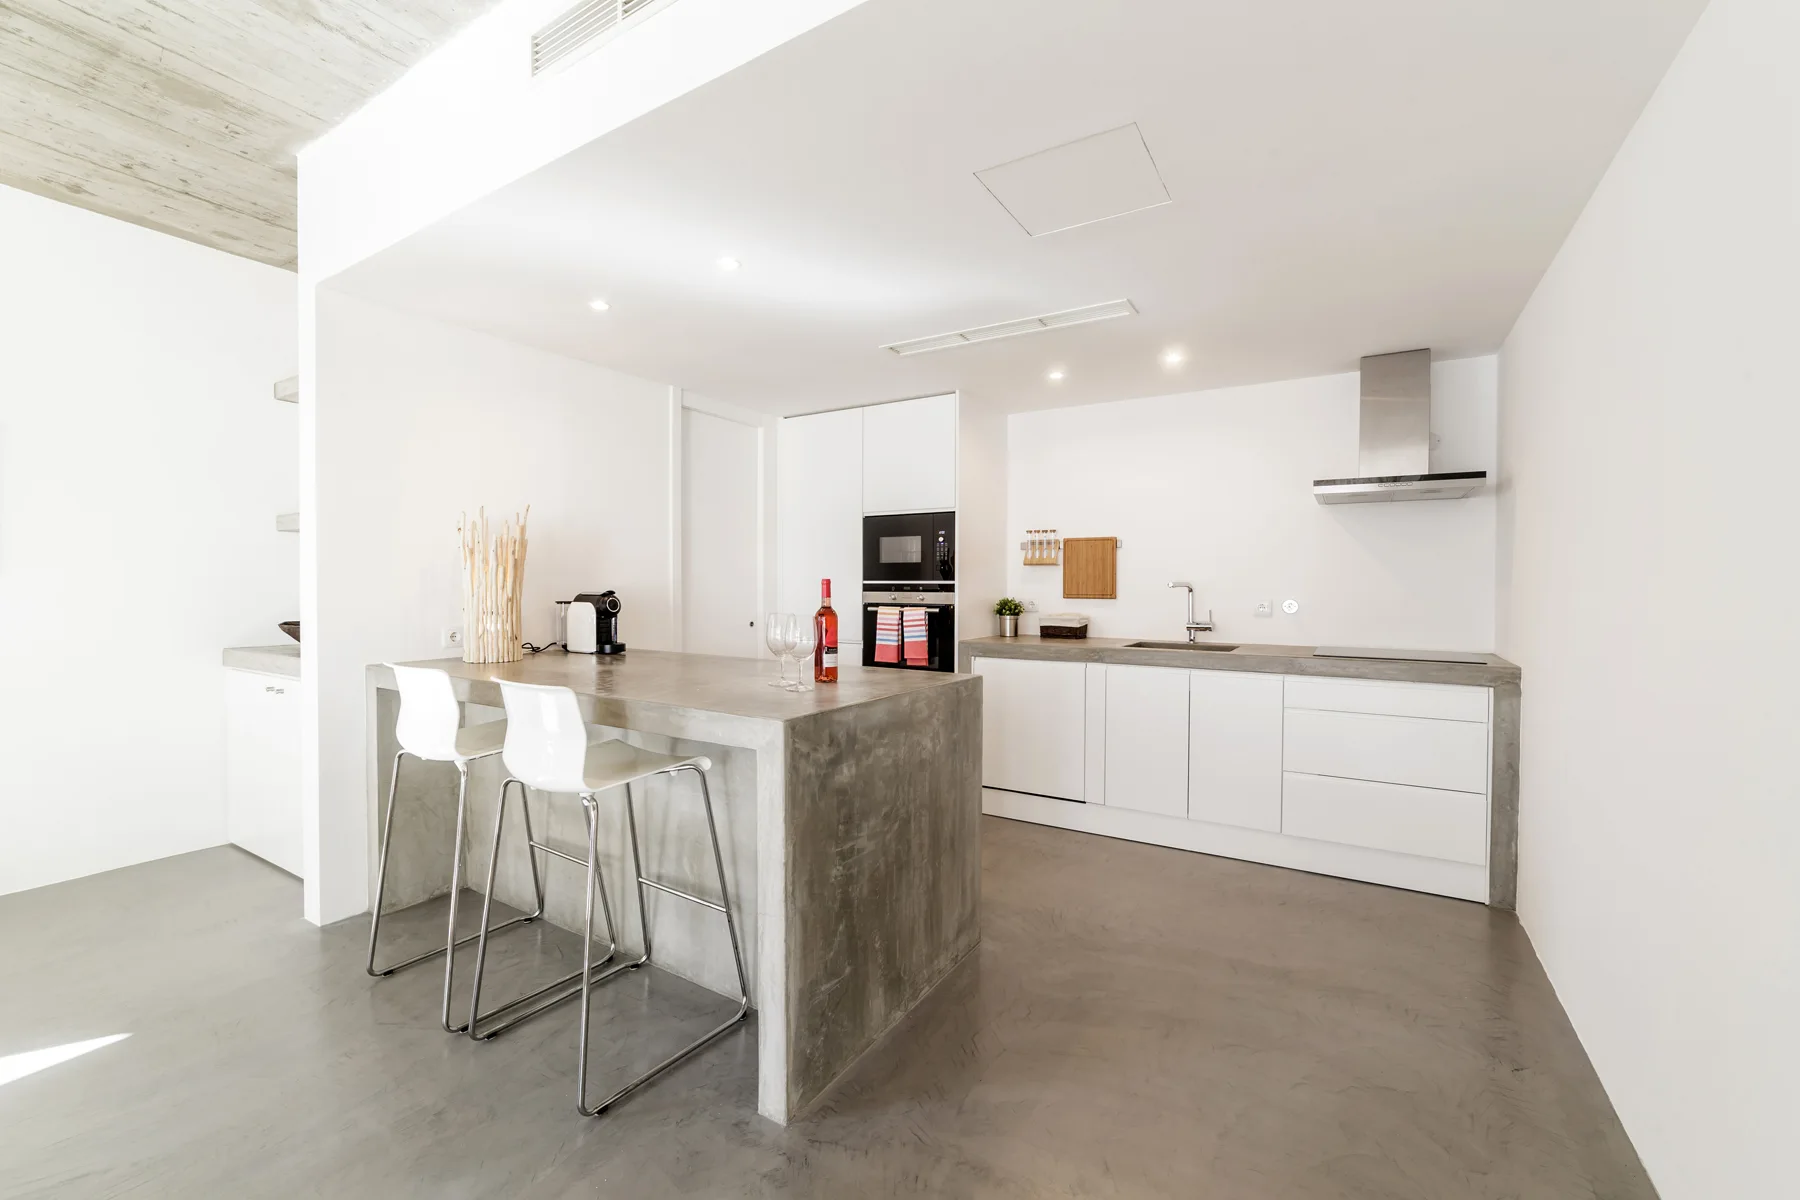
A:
[862,585,956,673]
[862,511,955,586]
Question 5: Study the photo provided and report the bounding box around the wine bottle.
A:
[814,579,839,683]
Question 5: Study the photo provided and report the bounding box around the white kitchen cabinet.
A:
[1103,664,1189,818]
[1282,772,1488,865]
[1188,670,1283,831]
[1284,676,1489,723]
[974,657,1086,801]
[1283,707,1488,795]
[225,668,303,876]
[862,393,957,514]
[979,657,1499,904]
[777,407,863,644]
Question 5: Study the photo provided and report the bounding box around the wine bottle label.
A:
[822,649,837,668]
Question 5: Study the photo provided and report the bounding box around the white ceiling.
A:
[332,0,1708,414]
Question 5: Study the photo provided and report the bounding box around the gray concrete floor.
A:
[0,817,1653,1199]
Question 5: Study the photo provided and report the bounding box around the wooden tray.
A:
[1062,537,1118,599]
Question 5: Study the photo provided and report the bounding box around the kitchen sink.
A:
[1124,640,1241,652]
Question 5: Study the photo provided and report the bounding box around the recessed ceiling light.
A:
[716,256,741,272]
[1161,348,1187,367]
[1047,368,1066,382]
[587,298,610,312]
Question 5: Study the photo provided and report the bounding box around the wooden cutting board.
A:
[1062,537,1118,599]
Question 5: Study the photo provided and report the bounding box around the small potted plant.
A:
[993,597,1024,637]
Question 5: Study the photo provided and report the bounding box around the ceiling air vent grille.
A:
[881,299,1138,356]
[532,0,668,76]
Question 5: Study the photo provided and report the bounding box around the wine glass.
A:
[787,618,817,691]
[764,613,794,687]
[777,615,804,691]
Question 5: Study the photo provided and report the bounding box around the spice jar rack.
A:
[1021,529,1061,566]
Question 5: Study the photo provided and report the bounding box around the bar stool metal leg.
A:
[366,752,547,984]
[466,781,638,1041]
[438,761,471,1032]
[577,765,751,1118]
[365,750,409,977]
[622,780,654,958]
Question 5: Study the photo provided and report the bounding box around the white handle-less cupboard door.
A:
[862,394,957,513]
[1104,664,1189,817]
[777,408,863,645]
[225,669,303,876]
[973,657,1086,801]
[1188,669,1284,830]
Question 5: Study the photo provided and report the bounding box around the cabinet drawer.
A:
[1284,676,1489,723]
[1283,772,1488,865]
[1284,708,1488,794]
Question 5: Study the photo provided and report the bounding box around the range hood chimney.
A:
[1312,349,1486,504]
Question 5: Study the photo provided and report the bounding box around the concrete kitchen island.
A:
[366,650,981,1124]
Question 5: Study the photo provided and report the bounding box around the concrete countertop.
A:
[370,648,971,744]
[223,644,300,678]
[961,635,1520,688]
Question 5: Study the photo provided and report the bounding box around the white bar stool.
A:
[466,680,750,1117]
[366,663,546,1035]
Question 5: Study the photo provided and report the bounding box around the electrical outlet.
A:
[442,627,463,649]
[1023,599,1039,612]
[1282,599,1300,615]
[1254,600,1273,618]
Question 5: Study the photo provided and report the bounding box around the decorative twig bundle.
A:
[459,506,529,664]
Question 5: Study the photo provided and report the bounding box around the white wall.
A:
[304,289,677,924]
[956,397,1009,641]
[297,0,865,282]
[0,184,297,896]
[1496,0,1798,1194]
[1005,357,1496,648]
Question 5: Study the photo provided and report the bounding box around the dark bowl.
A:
[279,621,301,643]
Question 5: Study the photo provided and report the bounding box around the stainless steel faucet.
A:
[1168,582,1215,642]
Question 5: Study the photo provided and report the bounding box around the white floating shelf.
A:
[275,512,299,533]
[273,376,299,404]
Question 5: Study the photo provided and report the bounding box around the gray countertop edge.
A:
[959,636,1520,688]
[223,645,301,678]
[363,656,977,744]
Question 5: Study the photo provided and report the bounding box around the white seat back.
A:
[498,680,592,794]
[389,664,463,762]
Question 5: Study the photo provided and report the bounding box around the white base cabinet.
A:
[976,657,1494,903]
[225,668,303,876]
[1188,669,1284,831]
[1103,665,1190,818]
[974,657,1086,801]
[1281,772,1488,865]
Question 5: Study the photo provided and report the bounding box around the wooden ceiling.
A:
[0,0,503,269]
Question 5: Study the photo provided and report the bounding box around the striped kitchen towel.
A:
[874,606,902,663]
[902,607,930,665]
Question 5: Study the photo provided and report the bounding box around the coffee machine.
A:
[565,591,626,655]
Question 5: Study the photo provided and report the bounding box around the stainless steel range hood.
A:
[1313,349,1487,504]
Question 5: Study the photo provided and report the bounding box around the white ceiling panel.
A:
[976,124,1172,237]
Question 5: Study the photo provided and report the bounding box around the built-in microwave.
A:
[862,511,955,585]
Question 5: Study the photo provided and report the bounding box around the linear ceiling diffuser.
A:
[881,299,1137,355]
